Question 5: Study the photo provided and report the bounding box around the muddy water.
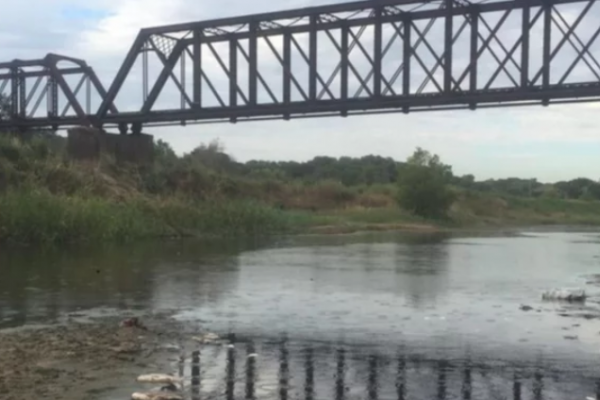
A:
[2,229,600,398]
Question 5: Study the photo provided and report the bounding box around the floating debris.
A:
[520,305,534,312]
[191,332,221,344]
[563,335,579,341]
[120,317,148,330]
[542,289,586,303]
[136,374,183,384]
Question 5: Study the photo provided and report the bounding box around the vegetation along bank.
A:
[1,132,599,245]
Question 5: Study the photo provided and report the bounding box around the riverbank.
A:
[0,313,189,400]
[3,186,600,245]
[295,195,600,235]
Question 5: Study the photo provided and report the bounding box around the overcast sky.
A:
[1,0,600,182]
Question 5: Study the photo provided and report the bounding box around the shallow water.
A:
[2,229,600,398]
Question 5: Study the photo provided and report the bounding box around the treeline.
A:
[452,175,600,200]
[178,140,599,201]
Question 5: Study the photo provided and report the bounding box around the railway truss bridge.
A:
[0,0,599,134]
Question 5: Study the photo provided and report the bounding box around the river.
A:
[2,229,600,399]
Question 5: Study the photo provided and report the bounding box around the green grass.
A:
[0,190,293,245]
[504,196,600,225]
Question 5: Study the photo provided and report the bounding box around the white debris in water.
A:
[248,353,258,359]
[542,289,586,302]
[131,392,183,400]
[136,374,183,384]
[191,332,221,344]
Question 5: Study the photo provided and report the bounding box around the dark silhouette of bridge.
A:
[1,0,599,133]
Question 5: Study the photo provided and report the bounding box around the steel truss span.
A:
[1,0,600,132]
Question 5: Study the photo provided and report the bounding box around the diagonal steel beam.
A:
[551,7,600,81]
[148,38,194,108]
[454,7,513,90]
[289,34,335,100]
[482,7,543,90]
[97,33,147,119]
[531,0,595,85]
[263,34,309,101]
[558,24,600,85]
[142,41,186,113]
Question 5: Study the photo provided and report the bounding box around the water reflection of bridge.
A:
[174,338,600,400]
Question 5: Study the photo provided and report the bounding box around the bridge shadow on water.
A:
[168,336,600,400]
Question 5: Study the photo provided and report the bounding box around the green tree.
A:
[396,147,456,218]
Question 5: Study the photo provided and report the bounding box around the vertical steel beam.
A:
[469,8,479,93]
[542,0,551,89]
[86,76,91,114]
[180,49,186,112]
[229,38,238,109]
[521,5,530,88]
[47,75,58,117]
[283,31,292,106]
[142,46,149,102]
[309,15,318,101]
[10,67,18,117]
[444,0,454,93]
[403,16,412,97]
[340,23,349,105]
[193,30,202,107]
[18,70,26,117]
[373,7,383,97]
[249,22,258,105]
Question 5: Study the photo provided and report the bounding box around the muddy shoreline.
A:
[0,313,192,400]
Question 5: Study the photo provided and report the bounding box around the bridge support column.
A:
[67,126,154,165]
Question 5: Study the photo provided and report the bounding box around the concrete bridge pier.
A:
[67,125,154,165]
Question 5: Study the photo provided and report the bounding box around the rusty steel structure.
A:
[1,0,600,133]
[0,54,117,131]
